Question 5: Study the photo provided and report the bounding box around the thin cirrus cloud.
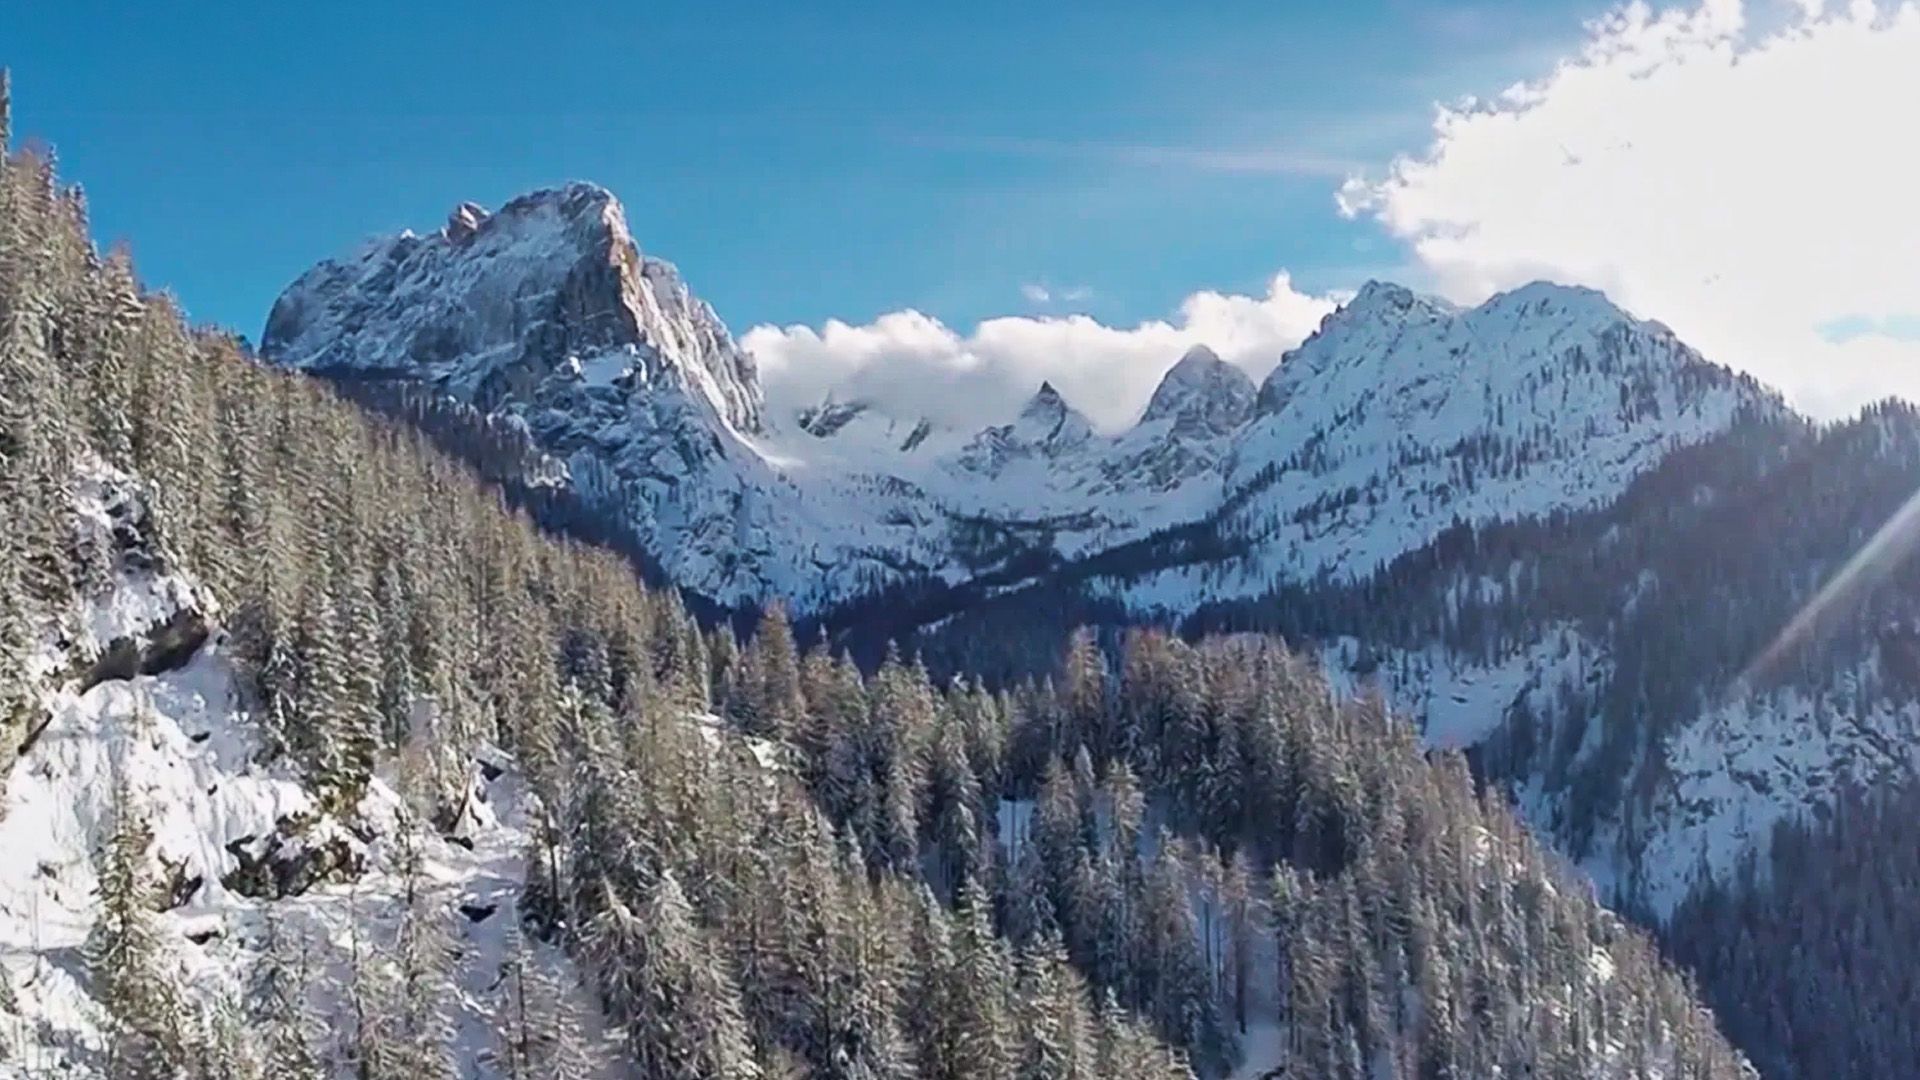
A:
[1341,0,1920,419]
[902,132,1365,179]
[743,273,1337,433]
[1021,282,1095,307]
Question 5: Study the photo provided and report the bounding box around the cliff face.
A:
[262,182,762,433]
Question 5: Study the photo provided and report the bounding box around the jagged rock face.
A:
[222,823,366,900]
[1140,345,1255,437]
[261,182,762,433]
[796,397,871,438]
[953,382,1097,476]
[444,201,488,243]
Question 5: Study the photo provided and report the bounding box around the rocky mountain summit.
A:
[264,182,762,432]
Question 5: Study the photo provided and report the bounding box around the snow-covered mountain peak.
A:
[1139,344,1255,436]
[1477,279,1615,319]
[951,381,1098,477]
[1257,277,1711,421]
[1346,278,1454,320]
[1167,342,1223,373]
[1105,276,1789,605]
[1024,379,1067,413]
[1001,381,1089,443]
[260,180,762,433]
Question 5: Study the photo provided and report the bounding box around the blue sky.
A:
[6,0,1599,342]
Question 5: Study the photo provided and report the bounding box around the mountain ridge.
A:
[260,183,1781,624]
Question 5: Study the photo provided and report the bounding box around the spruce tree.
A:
[735,602,804,741]
[948,879,1014,1080]
[184,990,267,1080]
[1014,930,1095,1080]
[388,824,460,1080]
[247,912,325,1080]
[586,872,760,1080]
[87,767,187,1078]
[495,923,604,1080]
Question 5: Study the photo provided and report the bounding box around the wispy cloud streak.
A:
[903,132,1361,178]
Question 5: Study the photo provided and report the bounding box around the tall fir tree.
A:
[87,766,188,1078]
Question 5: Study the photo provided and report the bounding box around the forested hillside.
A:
[1670,782,1920,1080]
[0,77,1757,1078]
[908,383,1920,1080]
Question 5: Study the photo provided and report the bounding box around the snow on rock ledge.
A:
[0,636,606,1075]
[0,463,615,1075]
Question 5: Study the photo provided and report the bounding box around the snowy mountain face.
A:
[263,183,762,432]
[1109,281,1776,609]
[261,185,1774,619]
[1272,406,1920,918]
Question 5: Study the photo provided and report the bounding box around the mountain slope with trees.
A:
[0,77,1752,1079]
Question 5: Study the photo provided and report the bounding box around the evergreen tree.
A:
[736,603,804,741]
[247,912,325,1080]
[87,766,187,1078]
[948,880,1014,1080]
[389,835,460,1080]
[1014,930,1096,1080]
[184,990,267,1080]
[586,872,760,1080]
[495,923,604,1080]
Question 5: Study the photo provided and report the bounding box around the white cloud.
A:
[743,273,1337,432]
[1020,282,1096,307]
[1342,0,1920,419]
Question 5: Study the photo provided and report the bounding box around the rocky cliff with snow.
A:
[0,464,615,1077]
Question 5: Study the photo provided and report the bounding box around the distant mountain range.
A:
[261,183,1774,618]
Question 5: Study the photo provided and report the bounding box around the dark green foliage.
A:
[1671,784,1920,1080]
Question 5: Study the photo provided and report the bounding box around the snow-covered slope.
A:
[0,465,615,1077]
[1319,618,1920,918]
[261,185,1776,617]
[1106,282,1776,608]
